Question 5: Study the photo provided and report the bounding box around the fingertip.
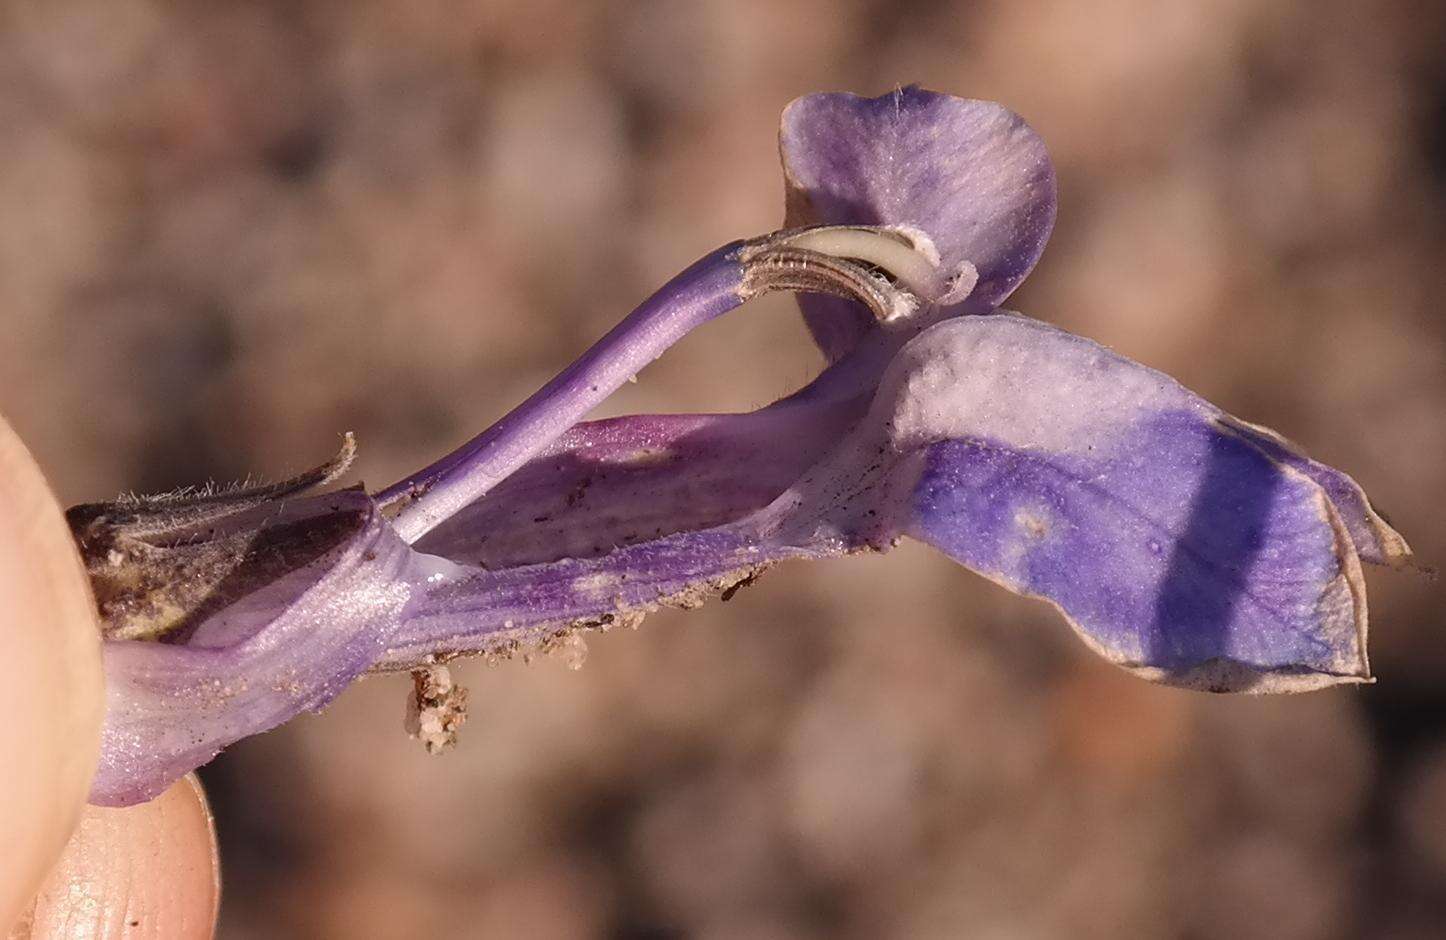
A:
[18,775,220,939]
[0,417,105,930]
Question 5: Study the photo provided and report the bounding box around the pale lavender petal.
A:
[90,491,418,806]
[875,315,1375,691]
[781,87,1057,357]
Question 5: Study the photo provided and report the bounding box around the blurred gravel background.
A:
[3,1,1445,937]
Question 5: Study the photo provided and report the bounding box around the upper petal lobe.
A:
[781,86,1057,356]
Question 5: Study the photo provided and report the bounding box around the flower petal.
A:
[90,491,417,806]
[780,86,1057,357]
[873,315,1379,691]
[380,408,912,669]
[380,526,815,669]
[414,397,866,568]
[1214,416,1411,567]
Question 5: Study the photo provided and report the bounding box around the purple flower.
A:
[72,87,1412,807]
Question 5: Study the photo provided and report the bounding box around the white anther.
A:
[781,228,942,299]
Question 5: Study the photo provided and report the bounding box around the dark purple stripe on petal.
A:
[907,426,1365,692]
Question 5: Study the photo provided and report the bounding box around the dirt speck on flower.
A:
[405,665,468,754]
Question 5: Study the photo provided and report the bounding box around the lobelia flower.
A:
[69,86,1412,807]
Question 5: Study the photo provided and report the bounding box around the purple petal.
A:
[90,491,418,805]
[380,527,815,669]
[781,86,1057,357]
[877,315,1386,691]
[415,396,866,568]
[382,408,914,669]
